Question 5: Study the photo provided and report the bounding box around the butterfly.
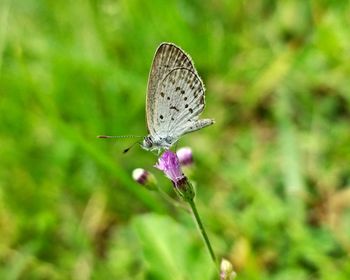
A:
[99,43,214,152]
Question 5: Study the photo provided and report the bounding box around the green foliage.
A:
[0,0,350,279]
[133,214,215,280]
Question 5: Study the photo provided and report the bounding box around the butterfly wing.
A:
[153,67,214,143]
[146,43,196,136]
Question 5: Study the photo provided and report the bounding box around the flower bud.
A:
[220,258,236,280]
[176,147,193,166]
[173,176,195,202]
[132,168,157,191]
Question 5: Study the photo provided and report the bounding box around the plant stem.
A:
[188,198,217,265]
[157,186,190,212]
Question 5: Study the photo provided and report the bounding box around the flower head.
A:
[155,150,195,201]
[176,147,193,166]
[155,150,184,184]
[132,168,157,190]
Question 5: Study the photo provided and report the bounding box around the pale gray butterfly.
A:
[98,42,214,152]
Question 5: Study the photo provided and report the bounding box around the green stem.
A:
[188,198,217,265]
[157,186,190,212]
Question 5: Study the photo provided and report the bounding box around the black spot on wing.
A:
[170,106,179,112]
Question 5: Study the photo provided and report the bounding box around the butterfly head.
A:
[141,135,154,151]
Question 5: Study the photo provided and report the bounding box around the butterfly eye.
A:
[143,136,153,148]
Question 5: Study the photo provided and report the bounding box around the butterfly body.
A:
[141,117,214,151]
[141,135,173,151]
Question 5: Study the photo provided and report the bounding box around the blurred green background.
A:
[1,0,350,279]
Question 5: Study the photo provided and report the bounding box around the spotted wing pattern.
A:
[146,42,214,147]
[154,68,213,142]
[146,43,196,135]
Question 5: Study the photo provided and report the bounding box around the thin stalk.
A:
[188,198,217,265]
[157,185,190,212]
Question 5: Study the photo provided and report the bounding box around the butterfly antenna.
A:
[97,135,143,139]
[97,135,143,153]
[123,140,142,154]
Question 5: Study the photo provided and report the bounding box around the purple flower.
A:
[155,150,185,185]
[155,150,195,201]
[176,147,193,166]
